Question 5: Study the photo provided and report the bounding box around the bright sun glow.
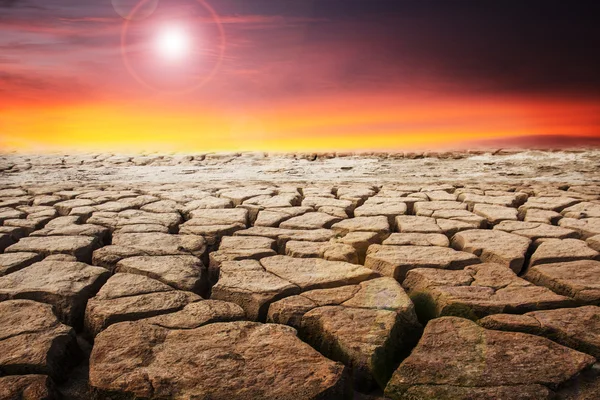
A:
[156,25,190,61]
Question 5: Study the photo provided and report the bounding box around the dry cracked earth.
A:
[1,150,600,400]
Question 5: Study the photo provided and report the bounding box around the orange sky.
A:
[1,0,599,153]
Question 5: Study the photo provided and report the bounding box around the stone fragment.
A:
[333,231,382,263]
[384,317,595,400]
[186,207,248,225]
[494,220,578,241]
[219,188,276,206]
[280,212,342,230]
[268,278,421,390]
[518,196,580,213]
[87,209,181,232]
[524,260,600,304]
[142,300,245,329]
[479,305,600,357]
[92,233,206,270]
[0,300,81,381]
[365,245,480,282]
[115,255,207,294]
[244,193,301,208]
[90,321,350,399]
[530,239,599,267]
[53,199,96,215]
[211,260,300,321]
[413,201,467,217]
[285,240,358,263]
[5,235,98,262]
[0,375,59,400]
[562,202,600,219]
[403,264,573,320]
[31,224,109,242]
[261,255,378,291]
[254,206,312,227]
[0,252,42,276]
[524,208,562,224]
[459,192,527,208]
[302,196,355,213]
[234,227,337,251]
[383,233,449,247]
[395,216,441,234]
[84,273,201,337]
[472,203,518,224]
[588,235,600,252]
[331,216,390,239]
[208,236,277,283]
[0,261,110,327]
[353,202,407,227]
[451,229,531,273]
[559,218,600,239]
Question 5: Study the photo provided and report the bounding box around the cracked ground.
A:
[1,150,600,399]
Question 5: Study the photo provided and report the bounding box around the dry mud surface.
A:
[1,150,600,399]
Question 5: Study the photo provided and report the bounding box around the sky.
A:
[1,0,599,153]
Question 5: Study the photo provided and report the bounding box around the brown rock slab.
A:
[211,260,301,321]
[431,209,486,228]
[280,212,342,230]
[92,233,206,270]
[5,236,98,262]
[524,260,600,304]
[254,206,312,227]
[115,255,207,294]
[331,216,390,239]
[234,226,337,251]
[261,255,378,291]
[0,261,109,327]
[268,278,421,390]
[451,229,531,273]
[524,208,562,224]
[383,233,449,247]
[353,202,407,227]
[413,201,467,217]
[589,235,600,252]
[479,306,600,357]
[84,273,201,337]
[559,217,600,239]
[384,317,595,399]
[87,209,181,232]
[365,245,480,282]
[530,239,599,267]
[142,300,245,329]
[0,252,42,276]
[186,207,248,226]
[89,320,350,399]
[403,263,573,320]
[395,216,441,234]
[459,192,526,208]
[562,202,600,219]
[31,224,109,242]
[494,220,578,241]
[0,375,59,400]
[302,196,355,213]
[285,240,359,263]
[334,231,382,264]
[518,196,581,213]
[0,300,82,381]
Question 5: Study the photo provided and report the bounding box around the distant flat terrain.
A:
[1,149,599,185]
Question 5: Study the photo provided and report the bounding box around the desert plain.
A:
[1,149,600,399]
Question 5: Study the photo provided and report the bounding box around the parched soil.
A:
[1,150,600,399]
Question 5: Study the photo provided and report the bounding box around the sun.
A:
[156,25,190,61]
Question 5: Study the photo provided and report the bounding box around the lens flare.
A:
[156,25,190,61]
